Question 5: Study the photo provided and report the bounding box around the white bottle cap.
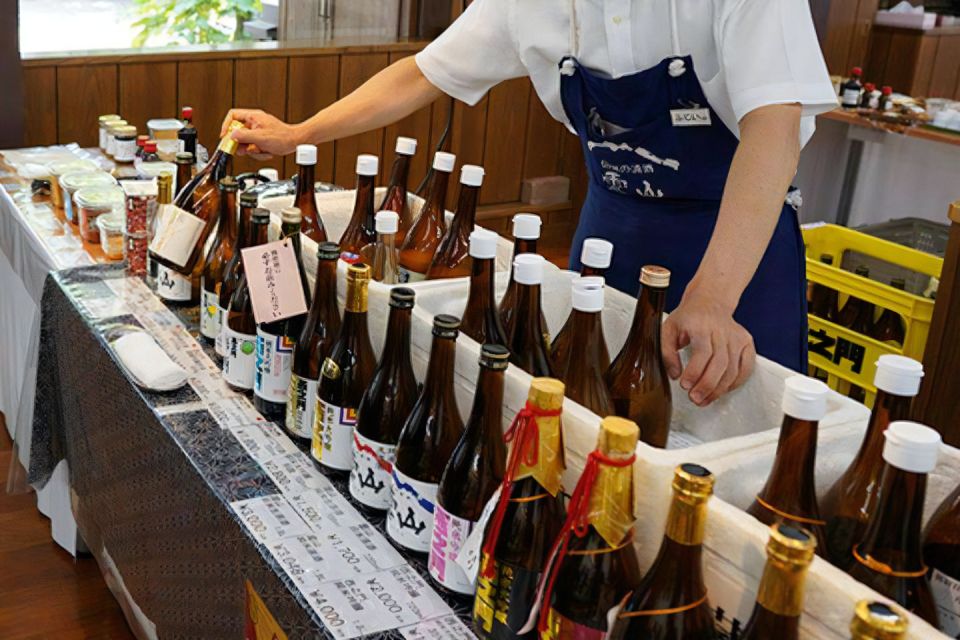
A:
[512,213,542,240]
[469,229,498,259]
[376,210,399,234]
[572,278,604,312]
[258,168,279,182]
[514,253,545,285]
[356,154,379,176]
[433,151,456,172]
[281,206,302,224]
[640,265,671,288]
[874,355,923,397]
[460,164,485,187]
[579,275,605,288]
[395,136,417,156]
[581,238,613,269]
[883,421,941,473]
[296,144,318,166]
[781,375,829,421]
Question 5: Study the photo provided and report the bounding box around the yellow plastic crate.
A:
[802,223,943,404]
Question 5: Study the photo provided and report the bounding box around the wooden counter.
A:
[820,108,960,147]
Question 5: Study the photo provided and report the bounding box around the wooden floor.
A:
[0,416,134,640]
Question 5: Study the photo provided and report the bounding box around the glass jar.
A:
[96,212,126,260]
[105,120,129,158]
[98,114,122,150]
[60,171,117,224]
[46,159,100,209]
[75,185,124,244]
[113,125,138,163]
[124,230,149,276]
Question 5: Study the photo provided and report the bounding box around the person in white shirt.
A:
[221,0,837,408]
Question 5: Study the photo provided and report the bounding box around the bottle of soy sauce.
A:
[841,67,864,109]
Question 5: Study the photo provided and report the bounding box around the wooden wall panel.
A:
[57,65,118,147]
[522,96,563,180]
[928,36,960,98]
[883,32,922,93]
[382,51,432,190]
[821,0,860,73]
[177,59,234,154]
[480,78,531,205]
[910,35,939,96]
[286,55,340,183]
[22,67,57,147]
[864,28,893,82]
[333,53,390,187]
[118,62,178,134]
[233,58,288,176]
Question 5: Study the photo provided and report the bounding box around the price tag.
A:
[231,494,312,544]
[188,373,239,402]
[455,486,501,584]
[400,614,475,639]
[231,423,300,463]
[149,203,206,268]
[262,453,333,497]
[288,487,364,530]
[241,239,308,325]
[333,521,406,571]
[207,396,264,430]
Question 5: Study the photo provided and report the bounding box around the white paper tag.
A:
[289,486,366,531]
[241,239,308,325]
[149,204,205,267]
[231,494,312,544]
[231,422,300,463]
[400,614,476,639]
[454,486,501,585]
[670,108,711,126]
[931,569,960,635]
[262,452,334,497]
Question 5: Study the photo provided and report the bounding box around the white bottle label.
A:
[98,128,107,150]
[155,264,192,301]
[842,88,860,107]
[149,204,206,268]
[428,504,476,595]
[222,325,257,389]
[254,327,294,403]
[200,287,222,340]
[349,432,396,510]
[115,138,137,162]
[931,569,960,635]
[286,373,318,440]
[312,399,356,470]
[386,468,437,553]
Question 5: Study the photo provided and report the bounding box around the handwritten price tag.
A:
[230,494,312,544]
[241,239,308,325]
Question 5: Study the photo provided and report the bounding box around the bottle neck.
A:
[379,232,396,251]
[236,206,255,249]
[569,309,604,356]
[449,183,480,239]
[857,465,928,571]
[581,264,606,278]
[423,170,451,219]
[510,238,538,282]
[307,258,340,325]
[387,154,411,190]
[219,191,237,241]
[296,163,316,199]
[176,163,193,198]
[423,335,457,401]
[354,174,376,227]
[622,285,666,361]
[464,365,506,477]
[249,222,270,248]
[848,390,913,476]
[468,257,497,310]
[344,278,368,315]
[754,558,809,619]
[516,282,543,321]
[281,222,310,303]
[761,415,819,499]
[380,306,413,371]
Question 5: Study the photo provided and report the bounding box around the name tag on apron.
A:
[670,108,711,127]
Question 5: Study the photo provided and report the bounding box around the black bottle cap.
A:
[679,462,711,477]
[239,191,259,207]
[218,176,239,192]
[175,151,194,164]
[390,287,416,309]
[479,344,510,370]
[251,208,271,224]
[317,242,340,260]
[433,314,461,338]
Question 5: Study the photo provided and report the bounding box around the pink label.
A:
[428,504,475,595]
[241,239,308,325]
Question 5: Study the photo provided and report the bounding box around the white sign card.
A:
[230,494,312,544]
[240,239,308,325]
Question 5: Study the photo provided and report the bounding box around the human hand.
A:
[219,108,302,159]
[661,291,756,406]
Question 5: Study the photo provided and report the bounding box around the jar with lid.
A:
[113,125,138,163]
[96,212,126,260]
[46,158,100,209]
[59,171,117,224]
[105,120,128,158]
[75,185,124,243]
[98,114,122,150]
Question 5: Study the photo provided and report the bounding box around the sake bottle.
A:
[499,213,546,339]
[359,210,400,284]
[506,254,551,377]
[850,600,908,640]
[474,377,566,640]
[380,136,417,244]
[838,265,876,335]
[608,463,717,640]
[312,263,376,473]
[388,314,464,553]
[349,287,419,511]
[398,151,456,282]
[286,242,342,445]
[460,230,508,347]
[216,190,257,358]
[199,176,238,345]
[821,355,924,567]
[550,278,613,415]
[739,523,817,640]
[923,483,960,635]
[870,279,907,347]
[746,376,829,550]
[338,154,378,256]
[293,144,326,243]
[579,238,613,278]
[809,254,840,323]
[847,421,940,625]
[429,344,508,595]
[222,208,270,392]
[606,265,672,447]
[426,164,484,280]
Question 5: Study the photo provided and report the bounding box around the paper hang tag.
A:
[241,239,309,325]
[670,108,711,127]
[454,486,501,585]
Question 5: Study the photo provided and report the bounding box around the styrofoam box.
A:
[264,188,950,638]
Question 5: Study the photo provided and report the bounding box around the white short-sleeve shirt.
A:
[416,0,838,145]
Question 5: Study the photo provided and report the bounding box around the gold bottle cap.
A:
[767,523,817,566]
[107,120,129,132]
[528,378,565,411]
[347,262,371,283]
[598,417,640,457]
[640,265,671,288]
[157,172,173,203]
[850,600,908,639]
[219,120,245,154]
[672,463,714,501]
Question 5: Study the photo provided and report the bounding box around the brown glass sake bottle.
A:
[286,242,342,445]
[199,176,238,345]
[606,265,672,447]
[870,279,907,347]
[339,154,379,256]
[398,151,456,282]
[380,136,416,244]
[739,523,817,640]
[429,344,508,596]
[849,600,908,640]
[388,314,465,553]
[838,265,876,334]
[506,254,551,377]
[426,164,484,280]
[294,144,326,243]
[460,230,509,347]
[923,483,960,635]
[809,254,840,323]
[499,214,548,342]
[579,238,613,278]
[349,287,419,512]
[551,278,613,415]
[474,377,566,640]
[312,263,376,474]
[847,421,940,626]
[215,190,257,358]
[747,376,829,553]
[821,355,924,568]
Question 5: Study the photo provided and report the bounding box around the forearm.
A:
[685,103,801,312]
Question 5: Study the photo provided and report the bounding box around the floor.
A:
[0,416,134,640]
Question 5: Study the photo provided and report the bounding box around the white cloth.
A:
[415,0,838,145]
[112,332,187,391]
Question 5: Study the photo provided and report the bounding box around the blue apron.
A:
[561,52,808,372]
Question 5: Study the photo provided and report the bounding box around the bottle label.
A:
[312,399,356,470]
[199,287,222,340]
[155,264,192,301]
[868,95,880,110]
[386,469,437,552]
[114,137,137,162]
[428,504,476,595]
[149,204,206,268]
[254,327,294,403]
[931,569,960,635]
[349,432,396,510]
[222,325,257,389]
[286,373,318,440]
[543,608,605,640]
[398,267,426,283]
[474,554,542,638]
[842,88,860,107]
